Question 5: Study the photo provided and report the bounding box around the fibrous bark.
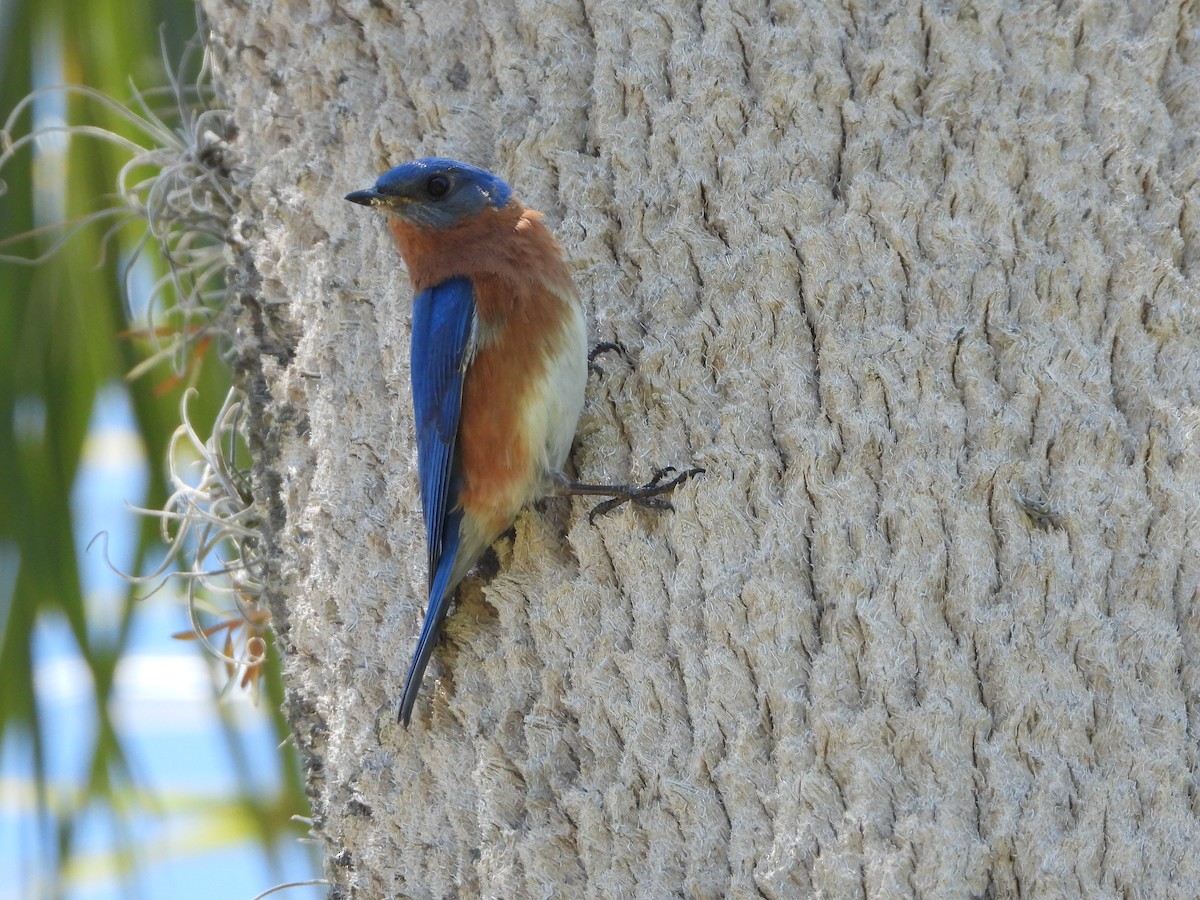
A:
[204,0,1200,895]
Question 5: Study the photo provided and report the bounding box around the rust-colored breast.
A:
[455,272,575,533]
[388,202,580,535]
[388,202,574,299]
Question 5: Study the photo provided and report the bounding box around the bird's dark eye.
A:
[426,175,451,199]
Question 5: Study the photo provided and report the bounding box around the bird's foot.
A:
[554,467,705,524]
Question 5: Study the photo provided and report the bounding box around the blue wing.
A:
[410,276,475,580]
[400,276,475,725]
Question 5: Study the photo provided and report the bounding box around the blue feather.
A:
[409,276,475,576]
[367,158,513,229]
[398,509,464,726]
[401,276,476,725]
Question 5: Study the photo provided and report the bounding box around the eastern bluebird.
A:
[346,158,701,726]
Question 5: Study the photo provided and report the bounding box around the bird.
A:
[345,158,701,726]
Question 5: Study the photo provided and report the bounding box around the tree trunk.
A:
[202,0,1200,895]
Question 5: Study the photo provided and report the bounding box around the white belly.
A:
[521,296,587,494]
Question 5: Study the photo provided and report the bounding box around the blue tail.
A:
[398,510,464,726]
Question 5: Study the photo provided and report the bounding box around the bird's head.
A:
[345,157,513,229]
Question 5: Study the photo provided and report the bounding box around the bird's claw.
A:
[587,341,627,378]
[587,466,705,523]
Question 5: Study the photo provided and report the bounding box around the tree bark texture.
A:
[203,0,1200,895]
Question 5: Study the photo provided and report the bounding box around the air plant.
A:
[1,32,235,385]
[1,31,268,688]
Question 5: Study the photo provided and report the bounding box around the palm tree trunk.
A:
[203,0,1200,894]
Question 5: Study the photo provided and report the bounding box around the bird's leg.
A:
[553,467,705,524]
[587,341,626,378]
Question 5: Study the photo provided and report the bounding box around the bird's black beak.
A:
[345,188,382,207]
